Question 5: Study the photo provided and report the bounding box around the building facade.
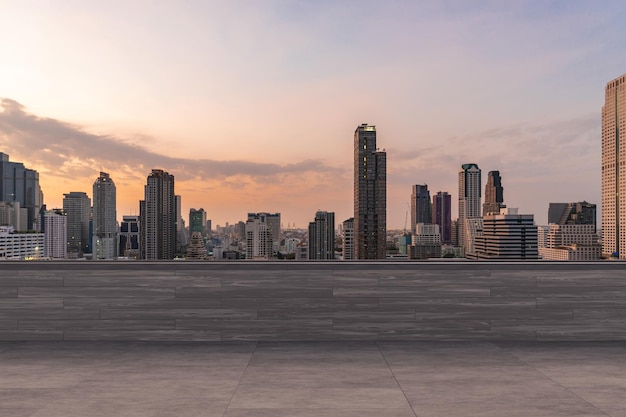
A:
[245,213,274,259]
[602,72,626,258]
[189,208,207,236]
[473,208,538,259]
[342,217,354,260]
[141,169,176,260]
[483,170,505,216]
[119,215,140,259]
[458,163,481,253]
[247,212,280,252]
[410,184,431,232]
[409,223,441,259]
[0,153,43,231]
[432,191,452,244]
[63,191,91,256]
[308,211,335,260]
[548,202,596,228]
[92,172,117,259]
[0,226,44,260]
[354,124,386,259]
[0,201,28,231]
[42,209,67,259]
[538,224,602,261]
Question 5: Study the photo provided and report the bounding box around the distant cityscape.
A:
[1,72,624,261]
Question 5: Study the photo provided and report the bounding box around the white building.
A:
[245,214,274,259]
[464,217,484,258]
[539,224,602,261]
[43,210,67,259]
[410,223,441,259]
[0,226,44,260]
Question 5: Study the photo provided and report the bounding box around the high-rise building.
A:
[92,172,117,259]
[245,213,274,259]
[247,213,280,251]
[342,217,354,260]
[175,195,187,254]
[410,185,431,232]
[186,231,207,260]
[458,163,481,253]
[548,202,596,228]
[119,215,140,259]
[0,201,28,231]
[308,211,335,260]
[432,192,452,244]
[473,208,538,259]
[483,170,505,216]
[189,208,207,236]
[354,124,386,259]
[602,72,626,258]
[43,209,66,259]
[140,169,176,260]
[206,219,212,238]
[409,223,441,259]
[0,153,43,231]
[63,191,91,255]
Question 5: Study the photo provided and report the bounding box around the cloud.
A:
[0,98,343,182]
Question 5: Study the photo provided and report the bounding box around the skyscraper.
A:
[354,124,386,259]
[119,215,140,259]
[92,172,117,259]
[247,213,280,252]
[0,153,43,231]
[189,208,207,235]
[43,209,66,259]
[245,213,274,259]
[602,72,626,258]
[458,163,481,253]
[342,217,354,260]
[432,191,452,244]
[411,184,431,232]
[63,191,91,255]
[548,202,596,228]
[140,169,176,260]
[483,170,505,216]
[308,211,335,260]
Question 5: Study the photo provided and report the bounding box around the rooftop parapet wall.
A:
[1,262,626,341]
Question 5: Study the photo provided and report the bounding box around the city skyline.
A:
[1,2,623,228]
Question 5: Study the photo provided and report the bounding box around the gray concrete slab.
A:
[1,341,625,416]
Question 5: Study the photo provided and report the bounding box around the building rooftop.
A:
[0,341,624,416]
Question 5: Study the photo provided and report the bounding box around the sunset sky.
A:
[1,1,625,228]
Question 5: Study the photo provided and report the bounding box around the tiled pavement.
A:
[0,341,625,417]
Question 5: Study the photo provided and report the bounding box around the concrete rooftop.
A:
[1,341,625,417]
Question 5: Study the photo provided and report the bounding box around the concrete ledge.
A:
[1,261,626,341]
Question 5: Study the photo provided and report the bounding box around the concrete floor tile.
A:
[29,399,226,417]
[564,387,626,417]
[224,409,416,417]
[0,388,68,408]
[228,387,412,409]
[0,410,38,417]
[249,342,384,366]
[239,364,399,388]
[0,364,102,388]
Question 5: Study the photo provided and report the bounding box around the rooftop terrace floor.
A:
[1,341,624,417]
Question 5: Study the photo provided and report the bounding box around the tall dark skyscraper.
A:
[432,191,452,244]
[458,163,481,252]
[140,169,176,260]
[548,202,596,229]
[411,184,431,232]
[308,210,335,260]
[63,191,91,255]
[483,170,505,216]
[354,124,386,259]
[0,153,43,231]
[92,172,117,259]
